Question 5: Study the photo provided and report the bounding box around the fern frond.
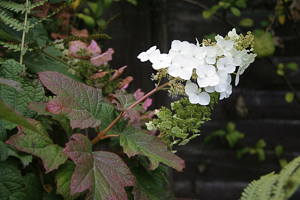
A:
[240,172,277,200]
[271,156,300,200]
[0,11,29,32]
[0,1,27,14]
[30,0,49,10]
[240,156,300,200]
[28,0,76,30]
[0,41,22,51]
[29,34,112,51]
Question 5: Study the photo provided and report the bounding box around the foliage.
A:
[240,156,300,200]
[237,139,267,162]
[204,121,244,149]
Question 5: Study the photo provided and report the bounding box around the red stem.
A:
[90,80,171,145]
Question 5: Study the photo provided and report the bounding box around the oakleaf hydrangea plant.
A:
[139,28,256,150]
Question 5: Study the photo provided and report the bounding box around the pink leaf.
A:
[62,134,135,199]
[90,48,114,67]
[112,91,144,123]
[68,41,87,58]
[133,88,144,100]
[86,40,101,56]
[38,71,103,129]
[109,65,127,81]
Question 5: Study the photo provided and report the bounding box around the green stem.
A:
[43,51,70,66]
[20,0,29,65]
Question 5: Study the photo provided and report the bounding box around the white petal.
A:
[196,64,206,78]
[171,40,182,52]
[137,52,148,62]
[197,77,209,88]
[168,64,181,77]
[180,68,193,80]
[206,46,217,57]
[185,81,198,95]
[198,92,210,105]
[188,94,199,104]
[206,56,216,65]
[206,65,217,76]
[235,74,240,86]
[195,47,206,59]
[207,74,220,86]
[215,82,228,92]
[205,86,215,93]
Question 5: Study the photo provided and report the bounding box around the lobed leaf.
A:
[55,160,81,200]
[9,173,44,200]
[0,158,23,200]
[6,119,67,173]
[112,91,144,122]
[120,126,185,171]
[38,71,104,129]
[0,100,40,133]
[131,166,175,200]
[0,59,46,130]
[62,134,135,200]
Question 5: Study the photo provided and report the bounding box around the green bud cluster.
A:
[149,95,219,151]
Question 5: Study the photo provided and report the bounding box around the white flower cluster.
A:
[137,28,256,105]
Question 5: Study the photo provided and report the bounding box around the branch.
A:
[90,80,172,145]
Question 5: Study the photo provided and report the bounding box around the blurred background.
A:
[71,0,300,199]
[98,0,300,199]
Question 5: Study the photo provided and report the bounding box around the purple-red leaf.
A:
[120,127,185,171]
[112,91,144,123]
[38,71,103,129]
[62,134,135,200]
[6,119,67,173]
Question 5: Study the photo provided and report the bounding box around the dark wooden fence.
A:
[102,0,300,199]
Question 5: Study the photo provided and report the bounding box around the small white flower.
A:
[196,64,220,87]
[228,28,239,41]
[168,40,190,59]
[228,48,244,66]
[185,81,210,105]
[219,84,232,100]
[215,70,230,92]
[217,56,236,73]
[137,46,160,62]
[150,53,171,70]
[145,121,156,131]
[205,46,217,64]
[215,37,234,56]
[168,54,196,80]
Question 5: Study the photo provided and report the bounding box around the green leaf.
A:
[120,126,185,171]
[0,140,8,161]
[9,173,43,200]
[0,59,46,129]
[285,62,298,70]
[23,52,83,83]
[6,119,68,173]
[0,158,23,200]
[6,145,32,167]
[285,92,294,103]
[103,0,113,7]
[0,121,7,142]
[204,129,226,144]
[275,145,283,157]
[0,100,41,133]
[202,10,211,19]
[239,18,254,27]
[0,21,22,42]
[0,77,23,92]
[230,6,241,17]
[55,160,81,200]
[131,166,175,200]
[112,91,144,123]
[99,102,126,136]
[76,13,95,28]
[62,134,135,200]
[38,71,104,129]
